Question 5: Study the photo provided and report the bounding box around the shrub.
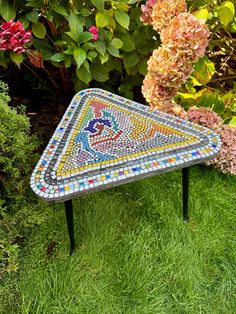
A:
[0,81,38,278]
[0,0,160,98]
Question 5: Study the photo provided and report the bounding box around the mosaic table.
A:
[31,88,221,253]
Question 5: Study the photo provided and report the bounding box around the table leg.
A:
[64,199,75,254]
[182,167,190,222]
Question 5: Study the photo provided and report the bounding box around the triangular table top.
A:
[31,88,221,201]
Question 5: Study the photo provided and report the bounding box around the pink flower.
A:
[0,20,32,54]
[187,107,223,132]
[161,13,210,62]
[89,26,99,41]
[152,0,187,31]
[147,46,194,88]
[206,125,236,175]
[142,73,177,111]
[140,0,157,25]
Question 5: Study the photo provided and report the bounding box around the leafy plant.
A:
[0,81,38,278]
[177,0,236,124]
[0,0,159,98]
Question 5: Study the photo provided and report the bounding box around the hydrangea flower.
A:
[186,107,236,175]
[152,0,187,32]
[142,73,177,111]
[140,0,157,25]
[161,13,210,62]
[0,20,32,54]
[187,107,223,133]
[141,0,210,117]
[211,125,236,175]
[147,46,194,88]
[89,26,99,41]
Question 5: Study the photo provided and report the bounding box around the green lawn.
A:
[1,165,236,314]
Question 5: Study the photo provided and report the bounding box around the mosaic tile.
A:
[30,88,221,201]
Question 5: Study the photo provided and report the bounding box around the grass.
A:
[1,165,236,314]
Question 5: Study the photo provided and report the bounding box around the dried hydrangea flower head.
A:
[142,73,177,110]
[161,13,210,62]
[140,0,210,114]
[206,125,236,175]
[187,107,223,133]
[0,20,32,54]
[140,0,157,25]
[147,47,194,88]
[152,0,187,32]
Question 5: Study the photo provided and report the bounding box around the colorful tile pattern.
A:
[30,88,221,201]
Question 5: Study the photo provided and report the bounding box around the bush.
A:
[0,0,160,98]
[0,81,38,278]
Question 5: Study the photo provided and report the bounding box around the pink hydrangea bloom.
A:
[187,107,223,133]
[206,125,236,175]
[161,13,210,62]
[147,46,194,88]
[0,20,32,54]
[152,0,187,32]
[187,107,236,175]
[140,0,157,25]
[140,0,210,116]
[142,73,177,111]
[89,25,99,41]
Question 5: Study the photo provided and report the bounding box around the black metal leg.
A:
[182,167,190,222]
[64,199,75,254]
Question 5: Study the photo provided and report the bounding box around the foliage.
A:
[0,0,159,98]
[0,81,38,278]
[0,81,37,198]
[177,0,236,124]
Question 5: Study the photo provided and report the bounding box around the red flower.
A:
[88,26,99,41]
[0,20,32,54]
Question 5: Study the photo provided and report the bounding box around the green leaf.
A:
[217,1,235,27]
[78,32,93,43]
[10,52,23,67]
[73,47,86,69]
[65,58,72,68]
[94,40,106,55]
[83,42,95,50]
[123,52,140,68]
[223,1,235,15]
[26,0,43,8]
[0,0,16,21]
[87,51,98,60]
[91,0,104,10]
[64,48,74,55]
[96,10,110,27]
[119,33,135,52]
[138,58,148,75]
[19,16,30,29]
[80,8,92,17]
[91,64,109,82]
[107,45,120,57]
[193,8,209,21]
[26,11,39,23]
[192,56,215,85]
[110,38,123,49]
[125,66,138,75]
[50,53,65,62]
[76,64,92,84]
[51,3,68,17]
[68,12,83,37]
[32,22,46,39]
[99,52,109,64]
[114,10,130,29]
[228,116,236,127]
